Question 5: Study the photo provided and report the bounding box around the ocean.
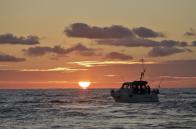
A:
[0,88,196,129]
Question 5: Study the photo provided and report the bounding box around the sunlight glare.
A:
[78,81,91,89]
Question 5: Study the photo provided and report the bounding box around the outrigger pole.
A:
[140,58,146,81]
[158,78,163,88]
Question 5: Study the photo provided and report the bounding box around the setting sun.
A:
[78,81,91,89]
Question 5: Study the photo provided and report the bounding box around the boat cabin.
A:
[121,81,148,88]
[120,81,151,94]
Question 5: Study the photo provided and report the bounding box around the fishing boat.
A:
[111,59,160,103]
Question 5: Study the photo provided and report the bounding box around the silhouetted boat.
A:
[111,59,160,103]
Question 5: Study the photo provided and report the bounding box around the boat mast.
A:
[140,58,146,81]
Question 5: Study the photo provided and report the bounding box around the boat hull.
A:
[111,92,159,103]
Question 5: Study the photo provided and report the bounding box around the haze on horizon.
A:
[0,0,196,89]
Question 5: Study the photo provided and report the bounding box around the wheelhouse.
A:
[121,81,148,89]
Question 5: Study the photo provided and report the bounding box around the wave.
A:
[49,99,71,104]
[0,88,196,129]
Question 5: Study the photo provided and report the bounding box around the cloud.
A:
[0,53,26,62]
[64,43,99,57]
[104,74,118,77]
[65,23,168,39]
[133,27,164,38]
[192,41,196,46]
[70,60,156,67]
[0,33,39,45]
[184,28,196,37]
[21,67,87,72]
[104,52,133,60]
[148,46,192,57]
[160,76,196,81]
[97,38,187,47]
[97,37,159,47]
[23,43,96,57]
[65,23,134,39]
[66,43,96,56]
[65,23,189,49]
[23,46,64,56]
[160,40,188,47]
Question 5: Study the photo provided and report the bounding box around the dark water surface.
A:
[0,89,196,129]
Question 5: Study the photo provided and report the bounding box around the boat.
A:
[111,59,160,103]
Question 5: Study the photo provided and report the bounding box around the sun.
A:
[78,81,91,89]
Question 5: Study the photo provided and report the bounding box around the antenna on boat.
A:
[158,78,163,89]
[140,58,146,81]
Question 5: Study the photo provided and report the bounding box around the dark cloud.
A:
[23,43,96,57]
[66,43,94,53]
[97,37,159,47]
[0,53,26,62]
[97,38,187,48]
[23,46,63,56]
[66,43,97,56]
[133,27,164,38]
[192,41,196,46]
[148,46,192,57]
[0,33,39,45]
[104,52,133,60]
[65,23,190,48]
[65,23,134,39]
[160,40,188,47]
[65,23,167,39]
[184,28,196,37]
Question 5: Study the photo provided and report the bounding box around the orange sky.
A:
[0,0,196,89]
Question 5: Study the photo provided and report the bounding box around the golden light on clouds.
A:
[21,67,88,72]
[70,60,157,67]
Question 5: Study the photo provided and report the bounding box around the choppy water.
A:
[0,89,196,129]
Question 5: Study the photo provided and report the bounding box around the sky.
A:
[0,0,196,89]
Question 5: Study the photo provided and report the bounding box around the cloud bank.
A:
[133,27,164,38]
[65,23,134,39]
[65,23,190,48]
[65,23,165,39]
[23,43,96,57]
[0,33,39,45]
[97,38,188,48]
[104,52,133,60]
[148,46,192,57]
[0,53,26,62]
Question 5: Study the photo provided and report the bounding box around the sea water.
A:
[0,89,196,129]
